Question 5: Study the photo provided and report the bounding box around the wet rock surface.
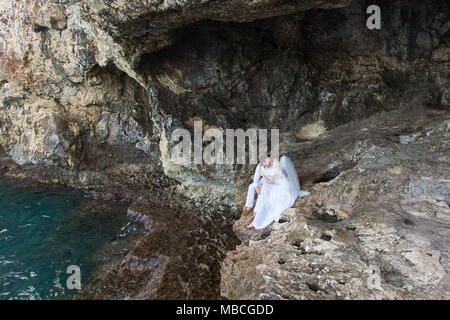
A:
[77,200,239,299]
[222,104,450,299]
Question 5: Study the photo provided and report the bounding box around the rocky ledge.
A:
[0,0,449,300]
[1,0,448,213]
[221,104,449,299]
[76,199,239,299]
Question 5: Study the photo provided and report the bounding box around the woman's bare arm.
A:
[260,170,277,184]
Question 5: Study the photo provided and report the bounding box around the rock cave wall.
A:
[0,0,448,212]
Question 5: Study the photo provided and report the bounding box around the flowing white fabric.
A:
[279,156,311,198]
[252,156,310,230]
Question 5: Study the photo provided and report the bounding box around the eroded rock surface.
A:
[0,0,449,300]
[77,200,239,299]
[221,105,450,299]
[1,0,448,213]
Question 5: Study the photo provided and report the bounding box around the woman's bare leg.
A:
[247,212,256,229]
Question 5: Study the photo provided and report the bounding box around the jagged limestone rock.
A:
[1,0,448,211]
[221,105,450,299]
[0,0,449,300]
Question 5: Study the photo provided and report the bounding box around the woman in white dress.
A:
[247,155,310,230]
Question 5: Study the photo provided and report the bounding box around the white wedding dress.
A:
[252,156,310,230]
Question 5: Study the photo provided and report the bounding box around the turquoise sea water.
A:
[0,177,140,300]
